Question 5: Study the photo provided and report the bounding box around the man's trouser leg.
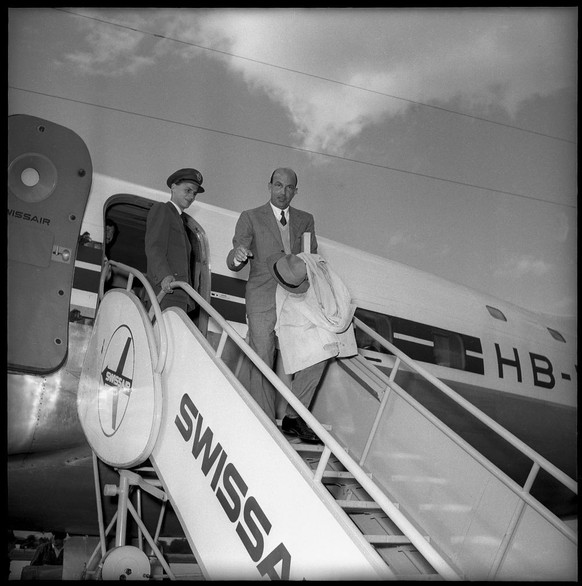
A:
[285,359,328,419]
[247,310,277,420]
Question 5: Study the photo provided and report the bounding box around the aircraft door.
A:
[8,115,93,374]
[183,212,211,335]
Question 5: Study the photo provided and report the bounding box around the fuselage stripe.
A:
[75,260,101,272]
[394,333,433,346]
[210,291,245,305]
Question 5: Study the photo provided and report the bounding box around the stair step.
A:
[392,573,443,581]
[276,419,332,431]
[290,442,326,452]
[336,499,398,511]
[321,470,356,479]
[365,534,412,545]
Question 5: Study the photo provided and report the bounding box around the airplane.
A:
[7,114,577,578]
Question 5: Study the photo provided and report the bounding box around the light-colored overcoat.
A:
[275,253,357,374]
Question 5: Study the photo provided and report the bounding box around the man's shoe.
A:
[282,416,322,444]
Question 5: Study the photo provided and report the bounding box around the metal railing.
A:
[98,263,462,578]
[99,260,168,374]
[353,317,577,545]
[156,279,462,580]
[100,262,576,578]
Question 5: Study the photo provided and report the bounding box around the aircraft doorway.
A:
[103,195,211,334]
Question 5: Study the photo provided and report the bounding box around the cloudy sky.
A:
[8,7,577,318]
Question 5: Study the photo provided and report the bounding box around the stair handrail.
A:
[98,266,575,576]
[98,260,168,374]
[162,280,462,581]
[353,317,578,499]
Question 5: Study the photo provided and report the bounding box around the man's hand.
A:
[233,245,253,264]
[161,275,175,293]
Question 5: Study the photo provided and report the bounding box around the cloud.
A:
[387,230,451,258]
[547,295,577,319]
[493,254,552,279]
[388,230,431,252]
[187,8,576,154]
[62,10,155,76]
[66,8,576,152]
[553,212,571,243]
[492,254,576,317]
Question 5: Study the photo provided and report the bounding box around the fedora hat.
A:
[267,253,309,294]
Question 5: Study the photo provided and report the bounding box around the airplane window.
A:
[433,331,465,369]
[486,305,507,321]
[354,308,392,353]
[547,327,566,343]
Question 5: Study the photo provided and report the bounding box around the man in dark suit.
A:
[226,168,319,440]
[145,168,205,312]
[29,532,66,566]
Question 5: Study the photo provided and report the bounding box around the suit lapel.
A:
[167,201,191,254]
[166,200,180,223]
[289,207,305,251]
[260,203,306,250]
[261,203,283,246]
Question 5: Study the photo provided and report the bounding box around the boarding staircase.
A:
[77,261,577,581]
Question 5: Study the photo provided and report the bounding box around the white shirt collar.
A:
[270,203,288,219]
[169,201,182,215]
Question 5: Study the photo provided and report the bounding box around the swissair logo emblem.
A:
[99,325,135,436]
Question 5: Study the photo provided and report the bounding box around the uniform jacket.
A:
[274,253,357,374]
[226,202,317,314]
[145,201,192,305]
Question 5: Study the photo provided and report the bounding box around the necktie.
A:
[280,210,287,226]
